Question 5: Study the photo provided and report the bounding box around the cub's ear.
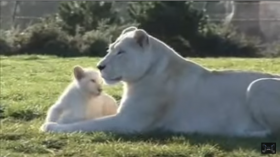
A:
[73,65,85,80]
[133,29,149,47]
[121,26,138,35]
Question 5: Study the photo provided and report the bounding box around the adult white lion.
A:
[42,26,280,137]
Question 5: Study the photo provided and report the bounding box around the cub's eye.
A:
[117,50,125,55]
[90,79,96,83]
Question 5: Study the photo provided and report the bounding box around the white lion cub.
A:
[40,66,118,131]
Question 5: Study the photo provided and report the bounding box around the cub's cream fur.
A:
[40,66,117,131]
[42,27,280,137]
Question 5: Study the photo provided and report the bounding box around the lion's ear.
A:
[121,26,138,35]
[73,65,85,80]
[133,29,149,47]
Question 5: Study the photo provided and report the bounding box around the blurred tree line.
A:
[1,1,267,57]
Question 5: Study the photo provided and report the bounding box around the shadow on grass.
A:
[0,133,24,141]
[112,94,122,101]
[88,131,279,153]
[22,55,47,61]
[4,109,42,121]
[0,105,4,119]
[41,139,67,150]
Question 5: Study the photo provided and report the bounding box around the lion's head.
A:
[97,27,156,85]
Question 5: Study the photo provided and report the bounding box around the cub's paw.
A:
[40,122,59,132]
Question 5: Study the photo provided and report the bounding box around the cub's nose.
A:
[97,65,106,71]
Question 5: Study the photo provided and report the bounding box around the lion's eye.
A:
[90,79,96,83]
[117,51,125,55]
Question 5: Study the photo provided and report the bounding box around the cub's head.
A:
[97,26,155,85]
[73,65,103,96]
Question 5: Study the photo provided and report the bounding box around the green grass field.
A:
[1,55,280,157]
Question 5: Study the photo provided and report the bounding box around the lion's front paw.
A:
[40,122,60,132]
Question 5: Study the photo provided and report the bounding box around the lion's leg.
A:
[42,114,143,133]
[247,78,280,134]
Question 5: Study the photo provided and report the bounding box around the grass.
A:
[1,55,280,157]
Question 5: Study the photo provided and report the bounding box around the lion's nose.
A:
[97,65,106,71]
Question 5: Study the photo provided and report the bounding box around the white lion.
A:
[40,66,118,131]
[41,26,280,137]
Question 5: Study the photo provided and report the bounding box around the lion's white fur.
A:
[40,66,117,131]
[42,27,280,137]
[246,78,280,134]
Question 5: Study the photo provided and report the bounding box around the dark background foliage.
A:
[1,1,275,57]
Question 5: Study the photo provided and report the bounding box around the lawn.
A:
[1,55,280,157]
